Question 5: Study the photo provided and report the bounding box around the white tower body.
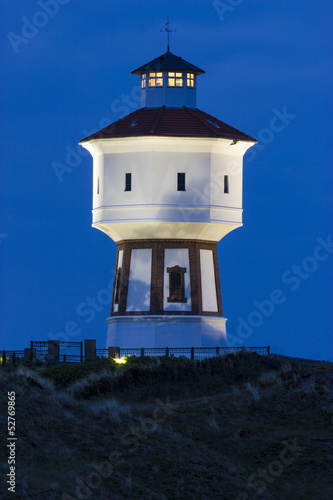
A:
[80,50,256,348]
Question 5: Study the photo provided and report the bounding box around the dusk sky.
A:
[1,1,332,360]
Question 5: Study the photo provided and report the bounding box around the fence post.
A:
[108,347,120,359]
[12,352,16,365]
[140,347,144,357]
[165,347,169,357]
[80,341,83,362]
[190,347,194,360]
[267,346,270,356]
[216,346,219,357]
[30,340,33,363]
[63,354,66,363]
[48,340,60,364]
[2,350,6,366]
[85,339,96,360]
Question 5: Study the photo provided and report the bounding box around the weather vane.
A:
[160,16,175,51]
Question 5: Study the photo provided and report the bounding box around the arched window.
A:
[167,265,187,303]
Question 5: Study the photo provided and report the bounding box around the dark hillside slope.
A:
[0,352,332,499]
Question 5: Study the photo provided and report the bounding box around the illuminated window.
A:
[141,74,147,88]
[125,173,131,191]
[177,173,185,191]
[168,72,183,87]
[224,175,229,194]
[167,265,187,303]
[148,72,163,87]
[187,73,195,87]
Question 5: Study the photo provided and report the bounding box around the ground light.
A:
[112,356,128,364]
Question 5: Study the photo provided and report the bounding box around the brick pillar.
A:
[108,346,120,359]
[48,340,60,364]
[24,348,36,362]
[85,339,96,360]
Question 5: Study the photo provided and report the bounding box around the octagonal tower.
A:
[80,50,256,348]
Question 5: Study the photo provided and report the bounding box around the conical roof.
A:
[80,106,256,143]
[131,50,205,75]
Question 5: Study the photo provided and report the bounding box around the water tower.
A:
[79,48,256,348]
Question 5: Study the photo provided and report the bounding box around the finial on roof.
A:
[160,16,175,51]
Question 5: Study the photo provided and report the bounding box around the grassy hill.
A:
[0,352,332,499]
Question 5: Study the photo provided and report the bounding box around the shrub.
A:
[244,381,261,402]
[89,397,130,424]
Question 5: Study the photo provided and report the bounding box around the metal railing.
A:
[120,346,270,360]
[1,345,270,365]
[0,350,25,365]
[96,349,109,358]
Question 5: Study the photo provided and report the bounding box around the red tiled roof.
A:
[131,50,205,75]
[80,107,257,143]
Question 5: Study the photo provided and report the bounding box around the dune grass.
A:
[0,352,332,499]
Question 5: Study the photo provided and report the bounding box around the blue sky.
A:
[1,0,332,360]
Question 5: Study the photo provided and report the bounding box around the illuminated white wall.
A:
[107,316,227,348]
[163,248,191,311]
[140,85,196,108]
[80,136,255,243]
[200,249,218,312]
[126,249,152,312]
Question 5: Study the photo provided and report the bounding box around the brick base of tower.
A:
[106,239,227,348]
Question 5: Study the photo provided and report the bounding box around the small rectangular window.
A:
[148,72,163,87]
[168,72,175,87]
[125,173,131,191]
[224,175,229,194]
[168,72,183,87]
[141,74,147,88]
[187,73,195,87]
[177,172,185,191]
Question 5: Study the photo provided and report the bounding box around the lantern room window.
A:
[148,72,163,87]
[141,74,147,88]
[168,72,183,87]
[187,73,195,87]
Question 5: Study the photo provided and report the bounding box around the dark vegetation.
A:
[0,352,332,499]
